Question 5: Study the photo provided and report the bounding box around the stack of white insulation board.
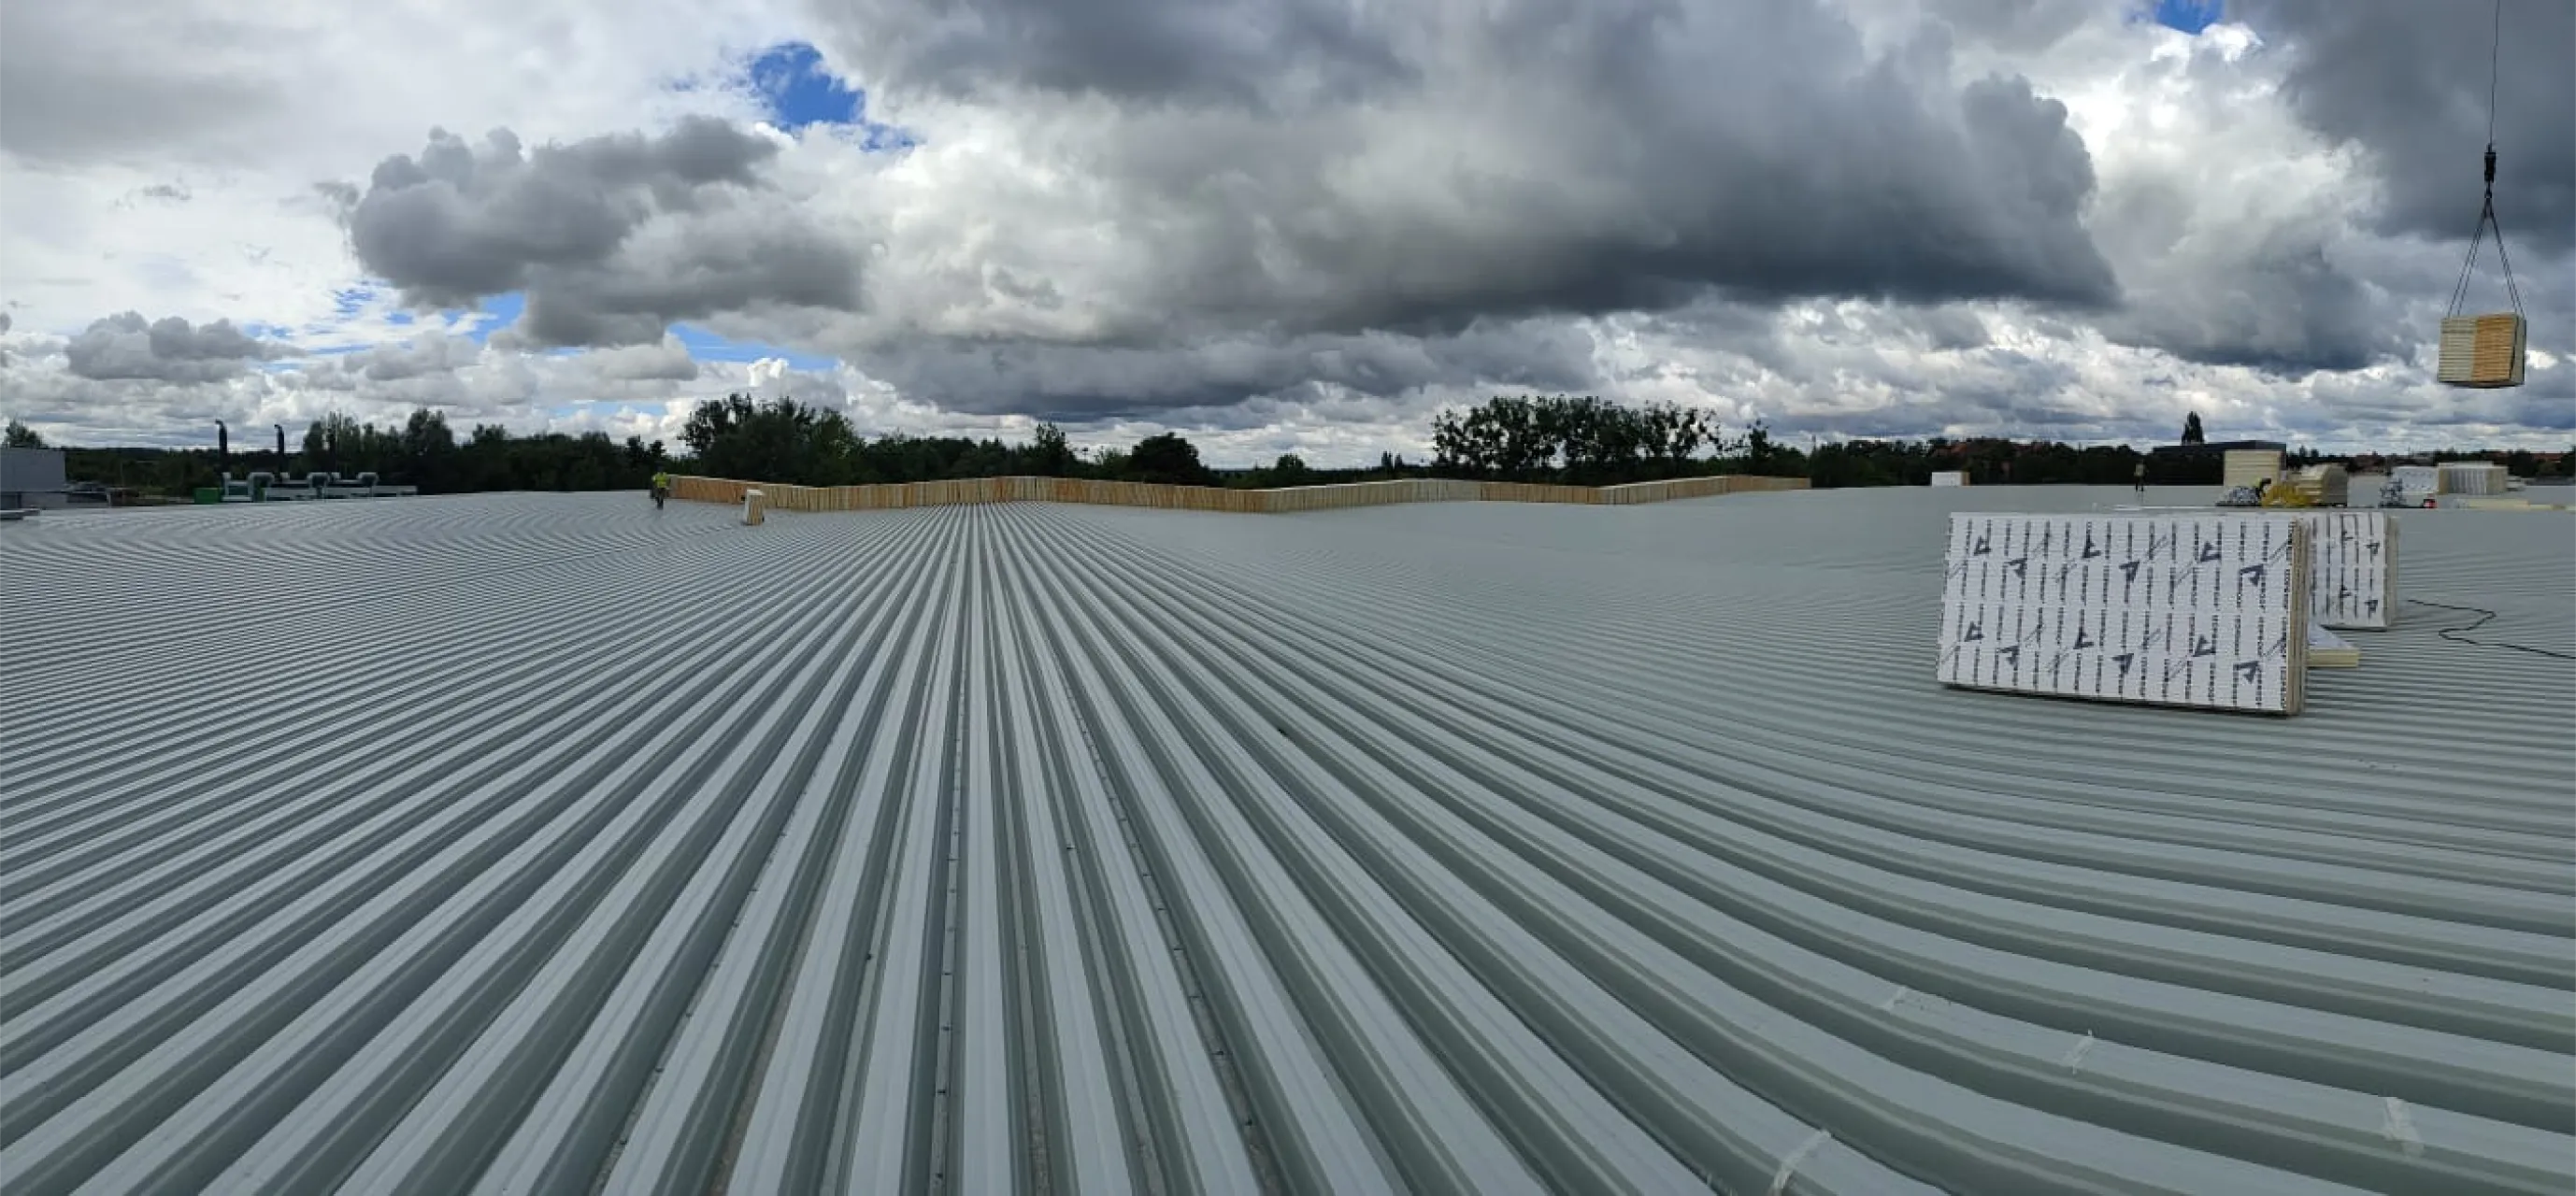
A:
[2390,464,2441,496]
[1940,513,2310,715]
[2294,510,2397,630]
[2440,462,2510,496]
[2160,509,2397,630]
[1929,471,1968,488]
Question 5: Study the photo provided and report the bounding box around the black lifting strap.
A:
[2449,2,2526,320]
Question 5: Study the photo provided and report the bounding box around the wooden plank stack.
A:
[2222,450,2283,491]
[1939,513,2310,716]
[2284,463,2349,507]
[2438,314,2527,388]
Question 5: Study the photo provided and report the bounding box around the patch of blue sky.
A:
[672,321,839,372]
[749,42,860,130]
[743,41,921,150]
[456,292,523,342]
[2150,0,2222,34]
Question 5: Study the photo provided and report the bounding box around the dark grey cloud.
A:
[584,338,700,382]
[64,311,292,383]
[2096,199,2408,377]
[2238,0,2575,257]
[863,320,1600,421]
[335,118,861,348]
[809,0,1416,109]
[824,0,2118,345]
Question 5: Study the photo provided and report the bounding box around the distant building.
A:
[0,446,67,510]
[2144,439,2286,487]
[2146,439,2287,461]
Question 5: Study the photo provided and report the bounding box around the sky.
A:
[1,0,2569,465]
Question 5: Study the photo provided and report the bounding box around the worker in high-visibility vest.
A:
[651,470,670,509]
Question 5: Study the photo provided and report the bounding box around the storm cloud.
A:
[866,320,1603,421]
[768,0,2143,419]
[2239,0,2576,256]
[336,117,862,348]
[64,311,291,383]
[7,0,2569,458]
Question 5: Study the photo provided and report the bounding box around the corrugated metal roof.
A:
[3,489,2569,1195]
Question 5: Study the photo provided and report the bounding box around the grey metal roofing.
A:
[2,487,2570,1195]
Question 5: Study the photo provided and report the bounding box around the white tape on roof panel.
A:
[1939,513,2310,715]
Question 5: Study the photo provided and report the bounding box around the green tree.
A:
[1123,433,1215,486]
[3,420,43,448]
[402,408,460,491]
[1029,422,1078,476]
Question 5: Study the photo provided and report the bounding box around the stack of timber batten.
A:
[2222,449,2283,491]
[2307,624,2361,669]
[1939,513,2310,715]
[2438,314,2527,388]
[2285,463,2349,507]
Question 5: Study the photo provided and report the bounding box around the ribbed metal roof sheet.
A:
[2,489,2569,1194]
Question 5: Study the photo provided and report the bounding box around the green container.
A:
[193,488,222,505]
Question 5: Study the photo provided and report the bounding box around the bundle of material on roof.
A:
[2287,464,2350,508]
[2440,463,2512,497]
[2392,465,2444,497]
[2222,449,2283,491]
[2307,623,2361,669]
[2438,314,2527,389]
[1939,513,2310,715]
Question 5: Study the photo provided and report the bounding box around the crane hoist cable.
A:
[2446,0,2526,320]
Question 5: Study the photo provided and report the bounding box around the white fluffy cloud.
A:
[2,0,2568,463]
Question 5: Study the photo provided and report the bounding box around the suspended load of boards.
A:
[2438,2,2527,389]
[2439,311,2526,389]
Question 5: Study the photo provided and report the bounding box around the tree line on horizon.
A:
[5,400,2567,501]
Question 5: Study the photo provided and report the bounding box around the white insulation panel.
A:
[2302,510,2397,630]
[1940,513,2309,714]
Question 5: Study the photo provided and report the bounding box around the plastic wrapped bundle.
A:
[2438,314,2526,388]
